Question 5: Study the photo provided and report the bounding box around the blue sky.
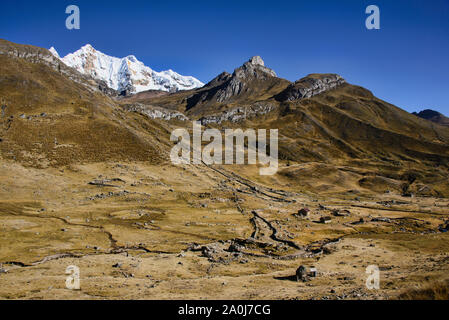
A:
[1,0,448,115]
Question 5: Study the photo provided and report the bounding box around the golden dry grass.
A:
[398,281,449,300]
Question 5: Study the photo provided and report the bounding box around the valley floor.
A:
[0,160,448,300]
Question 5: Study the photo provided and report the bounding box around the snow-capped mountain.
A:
[49,44,204,95]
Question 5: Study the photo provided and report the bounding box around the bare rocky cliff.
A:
[276,74,346,102]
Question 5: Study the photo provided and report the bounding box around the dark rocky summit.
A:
[185,56,282,111]
[413,109,449,127]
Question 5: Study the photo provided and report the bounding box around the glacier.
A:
[49,44,204,95]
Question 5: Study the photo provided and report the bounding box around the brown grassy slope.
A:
[227,81,449,164]
[0,39,116,96]
[398,281,449,300]
[198,79,449,197]
[413,109,449,128]
[0,46,167,167]
[123,71,449,164]
[117,89,169,104]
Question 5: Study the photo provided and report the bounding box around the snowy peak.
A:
[49,47,60,59]
[49,44,204,95]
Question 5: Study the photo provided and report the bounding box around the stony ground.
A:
[0,160,448,300]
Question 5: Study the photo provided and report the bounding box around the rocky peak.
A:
[81,44,95,52]
[185,57,286,111]
[234,56,277,79]
[248,56,265,66]
[209,56,277,102]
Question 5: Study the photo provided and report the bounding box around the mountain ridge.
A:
[3,40,449,182]
[50,44,204,95]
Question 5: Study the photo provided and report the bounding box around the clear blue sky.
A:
[1,0,448,115]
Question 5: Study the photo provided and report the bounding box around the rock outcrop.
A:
[276,74,346,102]
[124,103,188,121]
[199,102,277,125]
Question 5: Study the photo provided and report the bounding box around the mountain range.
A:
[1,38,449,197]
[49,44,204,95]
[1,39,449,300]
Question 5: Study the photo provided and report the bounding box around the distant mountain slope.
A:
[2,40,449,197]
[50,45,204,95]
[413,109,449,127]
[126,55,449,166]
[0,39,165,166]
[0,39,116,96]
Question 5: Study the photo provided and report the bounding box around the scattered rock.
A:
[439,223,449,233]
[1,104,7,117]
[352,218,365,225]
[332,209,350,217]
[402,193,414,198]
[0,264,7,274]
[320,216,332,224]
[228,243,243,253]
[88,178,125,187]
[86,190,130,200]
[295,208,310,218]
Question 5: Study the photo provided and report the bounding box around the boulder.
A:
[320,216,332,224]
[296,265,308,282]
[296,208,310,218]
